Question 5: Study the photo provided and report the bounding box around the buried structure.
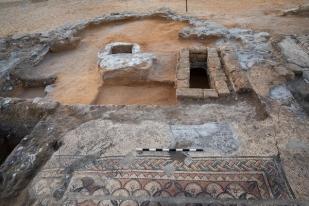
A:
[0,8,309,206]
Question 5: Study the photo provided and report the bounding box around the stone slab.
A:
[170,123,238,153]
[203,89,219,98]
[176,88,204,99]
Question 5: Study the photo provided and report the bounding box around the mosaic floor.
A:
[36,155,294,205]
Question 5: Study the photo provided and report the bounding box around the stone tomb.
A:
[98,42,156,85]
[176,47,230,100]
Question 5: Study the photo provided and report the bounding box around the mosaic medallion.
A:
[38,156,294,205]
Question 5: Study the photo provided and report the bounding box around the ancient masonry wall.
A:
[176,47,252,100]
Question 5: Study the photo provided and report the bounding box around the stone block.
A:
[176,88,204,99]
[176,62,190,80]
[179,48,190,59]
[203,89,219,98]
[215,80,230,96]
[220,47,252,93]
[207,48,221,70]
[177,79,189,88]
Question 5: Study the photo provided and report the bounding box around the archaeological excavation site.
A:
[0,0,309,205]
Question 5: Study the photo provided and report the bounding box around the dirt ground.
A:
[0,0,308,37]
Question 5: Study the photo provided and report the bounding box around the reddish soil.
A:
[94,84,176,105]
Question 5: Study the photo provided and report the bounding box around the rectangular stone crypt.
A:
[176,47,230,100]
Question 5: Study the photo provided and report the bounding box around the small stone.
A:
[269,85,293,105]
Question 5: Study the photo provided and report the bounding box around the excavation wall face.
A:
[0,127,30,165]
[0,100,47,165]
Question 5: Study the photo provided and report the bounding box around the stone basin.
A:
[98,42,156,85]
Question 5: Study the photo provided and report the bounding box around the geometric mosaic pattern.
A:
[40,155,294,205]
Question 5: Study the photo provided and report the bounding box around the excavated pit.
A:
[2,19,211,105]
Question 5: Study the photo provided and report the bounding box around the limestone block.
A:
[215,80,230,96]
[203,89,218,98]
[179,48,190,59]
[98,42,156,85]
[177,49,190,80]
[177,79,189,88]
[176,88,204,99]
[207,48,221,70]
[176,62,190,80]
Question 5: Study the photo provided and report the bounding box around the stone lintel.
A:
[177,88,219,99]
[176,88,204,99]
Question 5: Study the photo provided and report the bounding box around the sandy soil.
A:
[94,84,176,105]
[0,0,308,37]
